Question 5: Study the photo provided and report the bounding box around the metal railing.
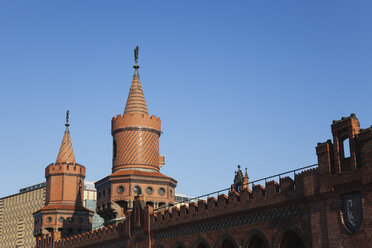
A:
[154,163,318,212]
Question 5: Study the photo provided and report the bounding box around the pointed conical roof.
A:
[55,113,76,164]
[124,71,149,115]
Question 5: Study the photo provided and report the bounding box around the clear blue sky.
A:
[0,1,371,198]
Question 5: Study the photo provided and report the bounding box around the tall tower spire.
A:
[124,46,149,115]
[112,46,160,172]
[96,47,177,225]
[55,110,76,164]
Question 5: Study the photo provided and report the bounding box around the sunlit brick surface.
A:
[114,130,159,169]
[124,75,149,115]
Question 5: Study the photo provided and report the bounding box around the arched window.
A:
[273,225,308,248]
[215,234,238,248]
[279,231,305,248]
[192,238,211,248]
[242,229,270,248]
[174,241,187,248]
[221,239,237,248]
[247,235,268,248]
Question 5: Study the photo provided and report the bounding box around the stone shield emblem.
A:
[343,193,363,232]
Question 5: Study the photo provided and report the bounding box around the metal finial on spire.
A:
[133,46,140,76]
[65,110,70,127]
[134,46,139,64]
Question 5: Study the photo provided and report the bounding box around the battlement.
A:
[36,222,127,248]
[331,113,360,136]
[150,167,320,228]
[359,126,372,133]
[112,113,161,132]
[36,233,56,248]
[45,163,86,177]
[317,114,372,174]
[332,113,358,125]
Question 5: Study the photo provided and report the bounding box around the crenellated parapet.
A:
[150,168,320,229]
[43,162,86,206]
[35,195,154,248]
[316,114,372,176]
[35,232,57,248]
[112,113,161,133]
[45,163,86,178]
[36,222,127,248]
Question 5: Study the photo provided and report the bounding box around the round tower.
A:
[33,112,94,238]
[112,48,162,172]
[111,102,162,172]
[95,47,177,224]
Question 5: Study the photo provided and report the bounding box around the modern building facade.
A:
[0,183,45,248]
[84,181,104,229]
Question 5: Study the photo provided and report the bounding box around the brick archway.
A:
[173,241,187,248]
[214,233,239,248]
[192,237,211,248]
[242,229,270,248]
[272,224,309,248]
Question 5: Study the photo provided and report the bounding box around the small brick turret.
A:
[33,112,94,238]
[44,163,86,205]
[231,165,249,192]
[316,113,363,175]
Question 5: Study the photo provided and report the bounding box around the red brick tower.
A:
[95,47,177,224]
[111,62,161,173]
[33,111,94,238]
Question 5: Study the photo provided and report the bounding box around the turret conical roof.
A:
[124,46,149,115]
[55,112,76,164]
[124,73,149,115]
